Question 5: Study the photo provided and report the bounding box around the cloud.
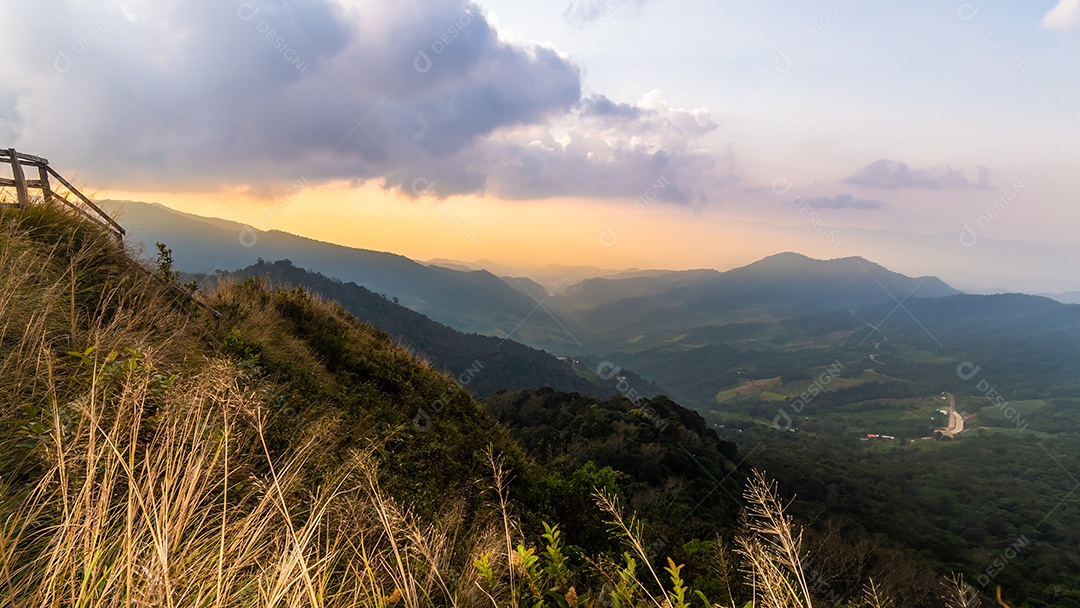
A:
[387,91,735,203]
[476,91,735,204]
[581,95,643,120]
[845,159,991,190]
[803,193,885,210]
[562,0,649,26]
[1043,0,1080,29]
[0,0,728,204]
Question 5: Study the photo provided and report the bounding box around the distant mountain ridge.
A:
[549,252,960,346]
[107,200,965,360]
[424,259,668,294]
[104,200,580,351]
[1040,291,1080,305]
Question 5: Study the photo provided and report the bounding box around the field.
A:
[714,373,874,403]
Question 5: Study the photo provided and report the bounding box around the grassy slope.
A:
[214,259,604,397]
[0,203,538,605]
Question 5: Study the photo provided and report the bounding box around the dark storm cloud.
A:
[846,159,991,190]
[803,193,886,210]
[0,0,728,202]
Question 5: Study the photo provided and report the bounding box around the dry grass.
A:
[736,470,815,608]
[0,351,489,607]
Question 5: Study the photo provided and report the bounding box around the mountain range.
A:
[546,252,960,348]
[109,198,1080,414]
[105,200,579,351]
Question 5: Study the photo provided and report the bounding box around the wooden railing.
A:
[1,147,219,321]
[0,148,126,239]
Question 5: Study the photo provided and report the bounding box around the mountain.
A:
[501,275,551,302]
[214,259,661,398]
[426,259,667,294]
[550,252,960,347]
[105,200,580,351]
[1041,291,1080,305]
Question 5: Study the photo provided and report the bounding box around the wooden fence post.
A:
[38,165,52,203]
[7,148,30,209]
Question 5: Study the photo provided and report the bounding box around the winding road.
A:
[939,392,964,437]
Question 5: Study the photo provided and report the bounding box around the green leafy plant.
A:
[155,241,197,292]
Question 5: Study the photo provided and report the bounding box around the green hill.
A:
[211,258,660,399]
[483,389,741,545]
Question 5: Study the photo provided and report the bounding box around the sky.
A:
[1,0,1078,290]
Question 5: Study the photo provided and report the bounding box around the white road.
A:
[939,392,964,437]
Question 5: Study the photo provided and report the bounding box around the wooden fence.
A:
[0,148,126,239]
[1,148,220,321]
